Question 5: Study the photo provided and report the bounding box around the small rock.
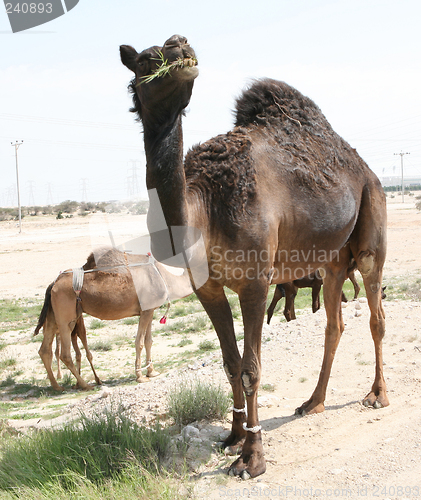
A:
[182,425,200,440]
[355,301,362,310]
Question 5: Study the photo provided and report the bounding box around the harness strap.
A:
[147,253,172,323]
[72,267,84,293]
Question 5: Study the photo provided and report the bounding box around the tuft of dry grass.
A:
[139,50,197,85]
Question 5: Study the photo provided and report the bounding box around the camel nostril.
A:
[164,34,187,49]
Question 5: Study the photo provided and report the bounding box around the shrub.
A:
[89,319,106,330]
[167,377,231,426]
[198,339,216,351]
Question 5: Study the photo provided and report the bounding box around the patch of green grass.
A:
[122,317,139,326]
[0,358,16,370]
[167,377,231,427]
[356,359,371,366]
[0,406,180,499]
[0,375,15,388]
[298,377,308,383]
[0,341,7,351]
[186,315,209,333]
[0,299,42,324]
[91,340,112,351]
[89,319,106,330]
[383,274,421,301]
[260,383,276,392]
[177,338,193,348]
[198,340,217,352]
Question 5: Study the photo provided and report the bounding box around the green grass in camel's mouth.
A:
[138,50,198,85]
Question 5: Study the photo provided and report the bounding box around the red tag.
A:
[159,316,167,324]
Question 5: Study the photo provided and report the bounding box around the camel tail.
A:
[34,282,54,336]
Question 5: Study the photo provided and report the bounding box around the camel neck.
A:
[143,115,189,228]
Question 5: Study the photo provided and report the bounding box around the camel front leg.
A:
[135,310,155,383]
[296,262,347,415]
[228,280,268,479]
[196,284,246,455]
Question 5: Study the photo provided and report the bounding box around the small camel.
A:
[34,248,192,391]
[267,269,361,323]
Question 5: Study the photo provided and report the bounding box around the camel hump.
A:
[234,78,325,131]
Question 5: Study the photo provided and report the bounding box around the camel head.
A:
[120,35,198,125]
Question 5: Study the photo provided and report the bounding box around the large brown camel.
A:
[120,35,388,479]
[267,268,361,323]
[34,248,192,391]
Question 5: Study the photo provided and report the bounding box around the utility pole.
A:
[11,140,24,233]
[394,151,410,203]
[80,178,88,203]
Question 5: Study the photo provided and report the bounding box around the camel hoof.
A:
[147,370,160,378]
[295,401,325,416]
[363,391,389,409]
[136,376,150,383]
[240,470,251,481]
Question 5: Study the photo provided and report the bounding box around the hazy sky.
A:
[1,0,420,206]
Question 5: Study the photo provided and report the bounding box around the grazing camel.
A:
[267,268,361,323]
[120,35,387,479]
[34,248,192,391]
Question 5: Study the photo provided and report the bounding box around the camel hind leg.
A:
[56,319,92,390]
[39,311,63,391]
[350,183,388,408]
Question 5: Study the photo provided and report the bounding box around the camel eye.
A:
[137,58,150,75]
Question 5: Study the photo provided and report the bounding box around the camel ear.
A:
[120,45,138,72]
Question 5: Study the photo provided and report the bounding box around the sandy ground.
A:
[1,196,421,499]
